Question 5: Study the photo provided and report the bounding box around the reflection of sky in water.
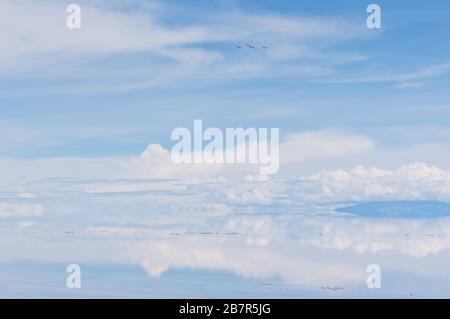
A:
[2,195,450,298]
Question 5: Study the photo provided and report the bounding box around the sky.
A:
[1,0,450,164]
[1,0,450,298]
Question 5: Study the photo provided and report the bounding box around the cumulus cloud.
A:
[1,134,449,206]
[127,143,259,179]
[280,130,374,165]
[298,162,450,202]
[125,129,375,179]
[126,162,450,207]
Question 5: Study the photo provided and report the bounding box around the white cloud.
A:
[323,61,450,85]
[0,1,208,62]
[126,130,375,179]
[83,159,450,207]
[0,203,44,217]
[0,0,370,94]
[298,162,450,202]
[1,131,450,205]
[280,130,374,164]
[394,82,425,89]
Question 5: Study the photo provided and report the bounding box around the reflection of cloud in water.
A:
[3,212,450,287]
[301,217,450,257]
[3,174,450,294]
[118,215,450,286]
[128,233,365,286]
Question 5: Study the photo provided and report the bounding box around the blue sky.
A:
[2,0,450,298]
[1,0,450,163]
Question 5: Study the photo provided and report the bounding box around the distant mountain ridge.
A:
[336,201,450,218]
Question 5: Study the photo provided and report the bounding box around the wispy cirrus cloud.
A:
[394,82,425,89]
[0,0,370,94]
[320,61,450,85]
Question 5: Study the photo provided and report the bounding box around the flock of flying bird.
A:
[234,43,269,50]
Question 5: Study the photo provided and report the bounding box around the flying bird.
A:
[234,43,269,50]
